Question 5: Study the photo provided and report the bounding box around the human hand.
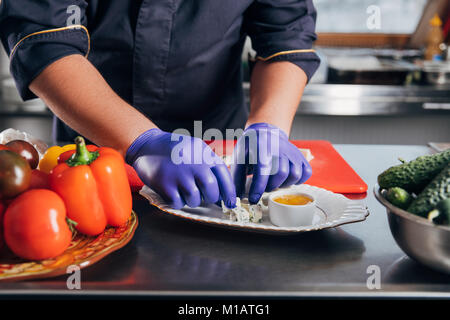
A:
[126,129,236,209]
[231,123,312,204]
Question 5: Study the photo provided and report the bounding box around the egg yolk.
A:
[273,194,313,205]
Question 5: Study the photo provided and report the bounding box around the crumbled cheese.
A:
[249,203,263,223]
[221,197,264,223]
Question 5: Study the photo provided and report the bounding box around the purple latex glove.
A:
[126,129,236,209]
[231,123,312,204]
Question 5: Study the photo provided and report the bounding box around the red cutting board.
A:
[290,140,367,193]
[207,140,367,194]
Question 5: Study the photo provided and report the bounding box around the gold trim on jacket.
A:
[9,25,90,60]
[256,49,316,61]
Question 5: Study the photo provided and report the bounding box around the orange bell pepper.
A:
[58,144,99,164]
[49,137,132,236]
[59,145,145,193]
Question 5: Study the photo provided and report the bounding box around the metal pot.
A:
[421,61,450,85]
[374,185,450,274]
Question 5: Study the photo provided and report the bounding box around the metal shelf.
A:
[2,84,450,118]
[244,83,450,116]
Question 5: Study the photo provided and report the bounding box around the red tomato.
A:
[0,144,9,151]
[3,189,72,260]
[29,169,50,190]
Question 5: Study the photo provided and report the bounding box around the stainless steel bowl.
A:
[374,185,450,274]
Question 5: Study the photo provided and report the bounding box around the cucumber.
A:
[407,163,450,217]
[385,187,413,210]
[377,149,450,193]
[428,198,450,226]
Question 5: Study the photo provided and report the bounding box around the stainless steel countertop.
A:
[1,144,450,298]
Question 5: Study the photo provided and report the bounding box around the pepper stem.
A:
[66,217,78,238]
[66,136,99,167]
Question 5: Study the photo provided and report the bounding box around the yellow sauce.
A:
[273,194,313,206]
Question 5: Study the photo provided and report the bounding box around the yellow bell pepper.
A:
[38,144,76,174]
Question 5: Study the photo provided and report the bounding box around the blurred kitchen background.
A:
[1,0,449,146]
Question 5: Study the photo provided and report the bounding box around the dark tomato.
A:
[5,140,39,169]
[0,150,32,199]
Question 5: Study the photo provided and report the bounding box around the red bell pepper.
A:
[50,137,132,236]
[124,163,145,192]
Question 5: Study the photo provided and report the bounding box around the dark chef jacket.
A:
[0,0,320,142]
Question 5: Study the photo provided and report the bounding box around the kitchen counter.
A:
[1,144,450,298]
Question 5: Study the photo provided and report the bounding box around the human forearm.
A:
[247,60,307,135]
[29,54,156,156]
[233,61,311,202]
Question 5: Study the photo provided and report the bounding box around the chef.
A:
[0,1,320,209]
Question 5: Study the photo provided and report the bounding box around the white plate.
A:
[140,184,369,234]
